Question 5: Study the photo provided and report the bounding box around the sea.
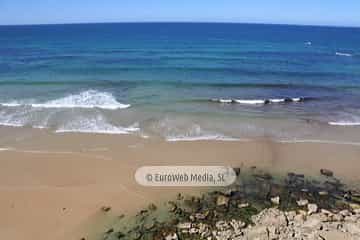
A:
[0,23,360,142]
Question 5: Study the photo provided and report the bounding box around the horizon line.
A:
[0,21,359,29]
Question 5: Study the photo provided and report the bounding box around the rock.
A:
[320,169,334,177]
[195,212,207,220]
[307,203,318,215]
[223,187,237,196]
[253,172,273,181]
[339,209,352,217]
[233,167,241,176]
[344,192,352,201]
[101,206,111,212]
[176,193,183,200]
[189,228,198,234]
[215,220,230,231]
[244,226,269,240]
[148,203,157,211]
[297,199,309,207]
[198,223,210,237]
[251,208,287,228]
[294,212,306,224]
[229,219,246,231]
[303,216,322,229]
[332,213,345,222]
[177,222,192,229]
[270,196,280,205]
[285,211,297,221]
[116,232,125,239]
[131,232,142,240]
[237,203,249,208]
[216,195,230,207]
[168,201,177,212]
[318,191,329,196]
[321,209,333,216]
[165,233,178,240]
[349,203,360,212]
[344,223,360,235]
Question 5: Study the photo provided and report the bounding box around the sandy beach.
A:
[0,126,359,240]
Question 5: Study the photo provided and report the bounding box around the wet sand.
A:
[0,126,359,240]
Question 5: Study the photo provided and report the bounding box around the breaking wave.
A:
[0,90,130,110]
[328,122,360,126]
[211,97,308,105]
[335,52,352,57]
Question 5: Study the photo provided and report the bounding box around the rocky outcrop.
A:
[176,207,360,240]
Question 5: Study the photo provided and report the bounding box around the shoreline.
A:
[0,126,360,239]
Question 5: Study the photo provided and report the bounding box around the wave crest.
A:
[0,90,130,110]
[211,97,307,105]
[335,52,352,57]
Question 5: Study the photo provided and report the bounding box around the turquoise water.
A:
[0,23,360,141]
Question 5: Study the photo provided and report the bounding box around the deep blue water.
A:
[0,23,360,140]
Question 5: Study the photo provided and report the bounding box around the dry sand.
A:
[0,126,359,240]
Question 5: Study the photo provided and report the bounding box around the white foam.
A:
[219,99,233,103]
[55,116,139,135]
[278,139,360,146]
[0,147,12,151]
[167,135,240,142]
[0,103,22,107]
[269,99,285,103]
[233,99,265,104]
[335,52,352,57]
[328,121,360,126]
[213,97,305,105]
[0,122,24,127]
[0,90,130,110]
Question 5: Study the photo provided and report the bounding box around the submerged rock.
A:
[101,206,111,212]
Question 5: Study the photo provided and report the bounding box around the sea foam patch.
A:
[166,135,240,142]
[55,116,139,135]
[328,121,360,126]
